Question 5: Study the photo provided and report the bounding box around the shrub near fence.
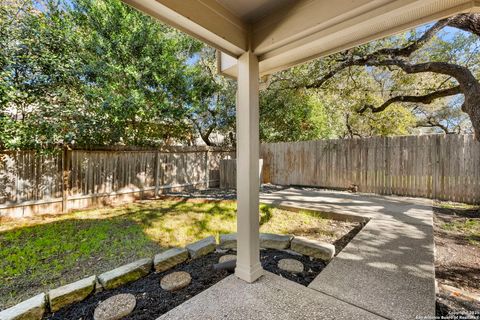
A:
[260,134,480,204]
[0,147,234,218]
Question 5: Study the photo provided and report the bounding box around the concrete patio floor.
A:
[158,272,385,320]
[159,188,435,320]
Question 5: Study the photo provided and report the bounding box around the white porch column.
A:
[235,50,263,283]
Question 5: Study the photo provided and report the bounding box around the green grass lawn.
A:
[434,200,480,246]
[435,201,480,211]
[441,218,480,246]
[0,198,355,309]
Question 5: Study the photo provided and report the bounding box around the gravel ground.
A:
[163,184,287,200]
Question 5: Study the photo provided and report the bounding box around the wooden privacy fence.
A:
[219,159,264,189]
[259,135,480,204]
[0,147,234,217]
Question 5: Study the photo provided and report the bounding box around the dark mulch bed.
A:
[260,249,326,286]
[44,249,326,320]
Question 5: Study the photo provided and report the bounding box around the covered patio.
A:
[119,0,478,318]
[158,188,435,320]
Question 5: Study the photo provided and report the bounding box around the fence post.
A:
[433,135,440,201]
[154,150,160,197]
[14,151,19,204]
[61,148,71,213]
[205,149,209,189]
[385,137,390,195]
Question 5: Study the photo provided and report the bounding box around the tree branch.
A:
[357,86,462,114]
[447,13,480,37]
[302,13,480,139]
[305,14,480,90]
[416,118,453,134]
[372,18,453,57]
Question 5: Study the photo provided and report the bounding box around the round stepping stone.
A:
[160,271,191,291]
[218,254,236,264]
[94,293,136,320]
[278,258,304,273]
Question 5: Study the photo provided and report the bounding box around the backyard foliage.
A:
[263,17,480,140]
[1,0,479,148]
[1,0,202,148]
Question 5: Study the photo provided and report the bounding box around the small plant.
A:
[441,219,480,246]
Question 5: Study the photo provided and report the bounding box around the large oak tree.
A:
[303,14,480,140]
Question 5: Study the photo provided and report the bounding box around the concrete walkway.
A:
[261,188,435,320]
[159,188,435,320]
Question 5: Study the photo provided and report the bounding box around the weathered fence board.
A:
[0,148,233,217]
[259,135,480,204]
[219,159,264,189]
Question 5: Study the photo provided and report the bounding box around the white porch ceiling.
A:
[123,0,480,76]
[216,0,296,22]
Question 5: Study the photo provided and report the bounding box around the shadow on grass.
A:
[133,199,189,228]
[434,206,480,218]
[0,216,162,310]
[436,266,480,292]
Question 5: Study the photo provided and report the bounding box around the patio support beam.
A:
[235,50,263,283]
[122,0,248,57]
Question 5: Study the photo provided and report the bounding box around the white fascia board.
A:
[217,51,238,79]
[254,0,477,76]
[122,0,248,57]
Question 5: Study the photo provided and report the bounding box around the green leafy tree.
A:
[0,0,204,149]
[260,88,341,142]
[70,0,202,146]
[261,55,417,140]
[287,14,480,139]
[185,47,236,146]
[2,2,479,149]
[0,0,84,149]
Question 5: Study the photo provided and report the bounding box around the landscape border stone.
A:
[219,233,237,249]
[260,233,293,250]
[154,248,189,273]
[219,233,294,250]
[290,236,335,260]
[48,275,97,312]
[98,258,153,290]
[0,230,343,317]
[0,293,46,320]
[186,236,216,259]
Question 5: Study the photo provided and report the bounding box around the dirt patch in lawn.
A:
[433,202,480,315]
[44,249,326,320]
